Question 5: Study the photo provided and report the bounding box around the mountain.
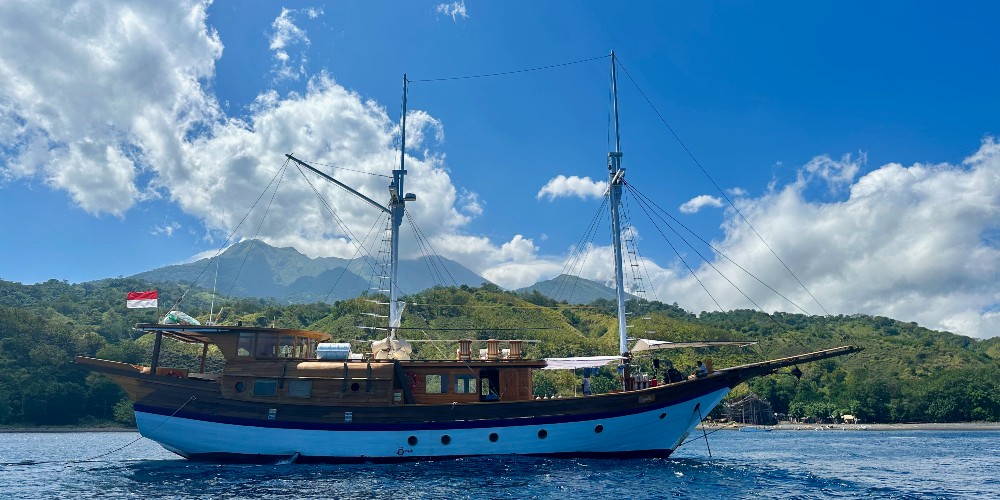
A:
[133,240,491,303]
[516,274,636,304]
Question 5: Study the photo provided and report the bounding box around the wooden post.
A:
[149,331,163,377]
[199,342,209,373]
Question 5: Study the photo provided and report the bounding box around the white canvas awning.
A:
[542,355,625,370]
[630,339,757,353]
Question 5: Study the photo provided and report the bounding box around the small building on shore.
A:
[724,392,777,425]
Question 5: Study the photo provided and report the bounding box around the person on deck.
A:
[695,360,708,378]
[582,368,593,396]
[665,361,683,383]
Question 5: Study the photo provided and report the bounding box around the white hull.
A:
[136,388,730,461]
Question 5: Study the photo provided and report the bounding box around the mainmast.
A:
[608,50,631,388]
[284,74,414,347]
[388,74,410,339]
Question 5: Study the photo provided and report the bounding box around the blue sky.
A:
[2,1,1000,338]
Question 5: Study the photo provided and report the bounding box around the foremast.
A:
[608,51,631,389]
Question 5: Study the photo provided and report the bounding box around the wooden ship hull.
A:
[77,326,857,463]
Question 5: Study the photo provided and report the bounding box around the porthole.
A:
[659,412,666,420]
[537,429,548,439]
[408,435,418,446]
[594,424,604,433]
[441,435,451,445]
[351,382,361,392]
[234,381,245,393]
[489,432,499,442]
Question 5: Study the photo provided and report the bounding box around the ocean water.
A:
[1,430,997,499]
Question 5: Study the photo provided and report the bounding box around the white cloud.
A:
[458,189,483,216]
[0,0,222,215]
[652,141,1000,339]
[798,152,864,192]
[268,7,321,82]
[679,194,723,214]
[536,175,608,201]
[152,221,182,237]
[727,187,748,197]
[435,1,468,22]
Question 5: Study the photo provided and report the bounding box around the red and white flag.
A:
[126,291,158,309]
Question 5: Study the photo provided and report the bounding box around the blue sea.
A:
[1,430,997,499]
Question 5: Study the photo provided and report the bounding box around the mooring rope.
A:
[0,396,196,468]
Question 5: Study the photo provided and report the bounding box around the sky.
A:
[2,1,1000,339]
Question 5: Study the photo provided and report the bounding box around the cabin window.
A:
[253,379,278,396]
[256,333,277,357]
[425,374,447,394]
[455,375,477,394]
[288,380,312,398]
[237,333,254,357]
[277,335,295,357]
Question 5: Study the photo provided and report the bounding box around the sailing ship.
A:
[77,53,860,463]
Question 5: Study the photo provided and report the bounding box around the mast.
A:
[283,75,413,347]
[388,74,409,339]
[608,50,631,389]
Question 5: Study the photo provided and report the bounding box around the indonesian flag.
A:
[126,291,158,309]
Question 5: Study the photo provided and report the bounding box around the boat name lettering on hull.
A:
[638,395,655,404]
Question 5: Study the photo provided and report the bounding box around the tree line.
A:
[0,278,997,427]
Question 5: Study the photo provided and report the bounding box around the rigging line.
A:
[406,210,459,286]
[629,188,725,312]
[620,191,659,302]
[324,211,386,303]
[409,302,598,310]
[614,58,829,316]
[628,184,762,313]
[167,159,292,311]
[627,182,811,316]
[625,191,660,302]
[293,162,389,284]
[296,159,392,178]
[406,212,445,286]
[408,55,609,83]
[555,198,608,302]
[226,163,289,299]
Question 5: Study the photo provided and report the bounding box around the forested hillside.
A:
[0,278,997,427]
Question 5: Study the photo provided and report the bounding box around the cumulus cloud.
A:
[435,1,468,22]
[679,194,723,214]
[650,141,1000,339]
[536,175,608,201]
[0,0,222,216]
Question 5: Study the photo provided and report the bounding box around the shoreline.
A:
[3,422,999,433]
[0,426,137,433]
[700,422,1000,431]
